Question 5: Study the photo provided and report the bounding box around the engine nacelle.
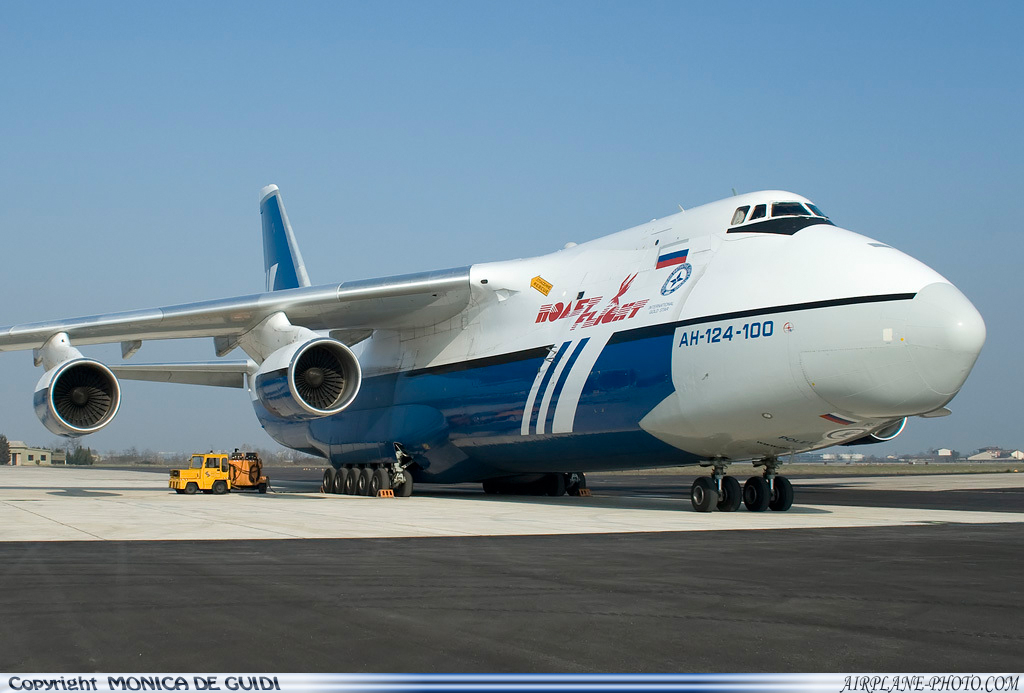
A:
[253,338,362,420]
[34,359,122,437]
[840,417,907,446]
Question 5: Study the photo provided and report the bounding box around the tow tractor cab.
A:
[168,451,269,495]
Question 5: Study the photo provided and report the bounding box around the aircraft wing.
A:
[0,266,471,354]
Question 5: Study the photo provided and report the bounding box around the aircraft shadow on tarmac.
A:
[205,469,1024,513]
[272,480,835,514]
[47,489,123,497]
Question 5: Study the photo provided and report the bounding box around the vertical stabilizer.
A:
[259,184,312,292]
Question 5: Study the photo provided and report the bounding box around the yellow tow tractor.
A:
[169,451,270,495]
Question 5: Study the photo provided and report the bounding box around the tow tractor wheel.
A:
[743,476,771,512]
[717,475,742,512]
[333,467,348,494]
[322,468,336,493]
[564,472,587,496]
[370,467,389,496]
[357,466,374,496]
[690,477,718,512]
[212,480,228,495]
[394,470,414,497]
[257,482,268,494]
[342,466,356,494]
[769,475,794,512]
[184,482,198,495]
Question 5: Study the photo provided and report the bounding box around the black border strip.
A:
[607,292,917,345]
[407,345,552,377]
[403,292,917,374]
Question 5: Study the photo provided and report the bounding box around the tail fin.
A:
[259,184,312,292]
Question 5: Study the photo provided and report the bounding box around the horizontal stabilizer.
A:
[110,360,255,389]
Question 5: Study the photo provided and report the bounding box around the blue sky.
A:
[0,1,1020,456]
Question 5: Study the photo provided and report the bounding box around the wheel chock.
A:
[578,488,592,497]
[376,489,395,498]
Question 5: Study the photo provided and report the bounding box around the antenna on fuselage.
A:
[732,188,738,196]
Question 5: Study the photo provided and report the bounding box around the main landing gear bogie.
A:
[322,463,413,498]
[690,459,793,513]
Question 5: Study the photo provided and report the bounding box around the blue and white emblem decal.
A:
[660,263,692,295]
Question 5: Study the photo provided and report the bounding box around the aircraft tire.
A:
[342,467,357,495]
[322,468,336,494]
[769,476,794,512]
[565,472,587,496]
[690,477,717,512]
[717,475,742,512]
[184,482,198,495]
[743,477,770,512]
[333,467,348,494]
[370,467,389,496]
[394,471,414,497]
[546,473,566,497]
[357,467,374,496]
[482,479,500,494]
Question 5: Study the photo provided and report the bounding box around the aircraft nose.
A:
[798,282,985,418]
[904,282,986,396]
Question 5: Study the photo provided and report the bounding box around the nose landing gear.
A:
[691,457,793,512]
[747,457,793,512]
[690,462,742,512]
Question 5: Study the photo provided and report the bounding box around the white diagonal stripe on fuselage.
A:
[551,333,612,434]
[535,339,581,434]
[520,343,564,436]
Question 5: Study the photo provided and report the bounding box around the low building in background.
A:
[820,453,866,462]
[967,448,1024,461]
[8,441,67,466]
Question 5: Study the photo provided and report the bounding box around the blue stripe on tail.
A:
[260,185,311,292]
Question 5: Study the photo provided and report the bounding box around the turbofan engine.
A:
[253,337,362,419]
[34,359,122,437]
[841,417,907,446]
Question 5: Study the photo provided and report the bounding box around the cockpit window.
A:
[772,202,811,217]
[730,206,750,225]
[727,199,835,235]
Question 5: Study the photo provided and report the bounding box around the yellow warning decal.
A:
[530,275,553,296]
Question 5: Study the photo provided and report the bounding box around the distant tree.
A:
[66,444,94,466]
[0,435,9,466]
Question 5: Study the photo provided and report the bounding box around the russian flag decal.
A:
[656,244,689,270]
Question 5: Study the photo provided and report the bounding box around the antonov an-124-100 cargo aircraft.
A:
[0,186,985,512]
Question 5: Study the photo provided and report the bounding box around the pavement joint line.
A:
[0,499,105,540]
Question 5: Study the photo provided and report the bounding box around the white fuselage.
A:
[337,190,984,471]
